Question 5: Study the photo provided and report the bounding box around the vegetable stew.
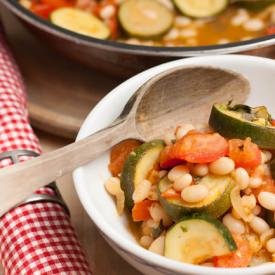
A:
[105,103,275,267]
[19,0,275,47]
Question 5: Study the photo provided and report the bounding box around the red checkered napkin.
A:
[0,28,92,274]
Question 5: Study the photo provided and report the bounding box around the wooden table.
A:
[0,130,142,275]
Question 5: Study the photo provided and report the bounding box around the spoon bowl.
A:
[0,65,250,216]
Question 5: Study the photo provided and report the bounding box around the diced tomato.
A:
[252,177,275,198]
[42,0,73,9]
[160,145,184,169]
[107,17,119,39]
[132,200,153,222]
[161,188,181,199]
[228,138,261,169]
[170,132,228,164]
[267,26,275,35]
[271,119,275,126]
[108,139,142,176]
[213,234,252,268]
[31,2,54,19]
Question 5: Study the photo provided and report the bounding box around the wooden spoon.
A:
[0,66,250,215]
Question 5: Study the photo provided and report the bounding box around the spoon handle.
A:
[0,120,127,216]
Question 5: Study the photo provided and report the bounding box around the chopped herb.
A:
[180,226,188,233]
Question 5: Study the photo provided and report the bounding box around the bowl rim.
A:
[3,0,275,57]
[74,55,275,275]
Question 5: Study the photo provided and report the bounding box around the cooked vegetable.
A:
[236,0,275,11]
[109,139,142,176]
[174,0,228,18]
[132,199,153,222]
[160,145,183,169]
[231,186,253,222]
[228,138,261,169]
[121,140,165,209]
[213,234,252,267]
[158,175,234,221]
[161,132,228,165]
[164,214,236,264]
[118,0,174,39]
[209,103,275,149]
[50,7,111,39]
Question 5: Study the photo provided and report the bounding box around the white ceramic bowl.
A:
[73,55,275,275]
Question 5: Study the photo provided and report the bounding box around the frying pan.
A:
[2,0,275,78]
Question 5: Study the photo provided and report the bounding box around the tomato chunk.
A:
[170,132,228,164]
[132,200,153,222]
[31,2,54,19]
[228,138,261,169]
[160,145,184,169]
[271,119,275,127]
[213,234,252,268]
[109,139,142,176]
[161,188,181,199]
[267,26,275,35]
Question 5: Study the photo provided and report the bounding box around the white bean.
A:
[168,165,189,182]
[253,205,262,216]
[234,168,250,190]
[149,203,164,223]
[105,177,121,196]
[173,173,192,191]
[241,194,256,210]
[266,238,275,253]
[249,216,270,235]
[132,180,152,203]
[140,235,153,248]
[192,164,209,177]
[181,185,208,203]
[223,213,245,234]
[243,19,264,31]
[174,16,191,27]
[261,151,272,163]
[100,5,115,20]
[148,236,165,255]
[209,157,235,175]
[180,29,197,38]
[258,192,275,211]
[175,124,194,140]
[249,177,262,188]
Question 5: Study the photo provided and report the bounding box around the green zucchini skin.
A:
[209,104,275,149]
[120,140,164,209]
[236,0,275,11]
[165,214,237,263]
[158,175,234,221]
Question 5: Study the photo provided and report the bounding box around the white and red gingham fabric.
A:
[0,27,92,274]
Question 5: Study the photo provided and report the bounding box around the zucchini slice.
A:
[165,214,237,264]
[235,0,275,11]
[50,8,110,39]
[209,103,275,149]
[121,140,165,209]
[174,0,228,18]
[158,175,234,221]
[118,0,174,39]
